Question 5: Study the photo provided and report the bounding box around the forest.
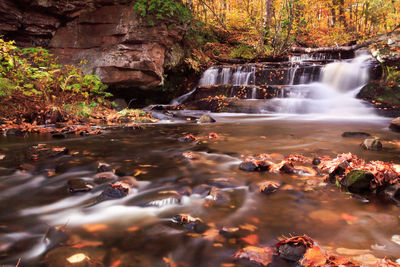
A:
[0,0,400,266]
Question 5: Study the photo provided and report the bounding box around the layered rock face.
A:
[0,0,185,89]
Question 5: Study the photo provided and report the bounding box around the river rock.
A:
[239,161,258,172]
[389,118,400,132]
[361,138,383,151]
[381,184,400,205]
[98,182,130,201]
[250,181,281,195]
[239,159,271,172]
[206,187,230,205]
[171,214,208,233]
[342,132,371,138]
[340,170,374,193]
[93,172,117,184]
[68,179,93,193]
[97,162,114,173]
[278,243,307,262]
[280,162,295,174]
[312,158,321,165]
[197,114,216,124]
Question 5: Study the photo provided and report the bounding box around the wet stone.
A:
[206,187,230,205]
[250,181,281,195]
[278,243,307,262]
[312,158,321,165]
[361,138,383,151]
[6,128,24,136]
[192,184,212,196]
[340,170,374,193]
[93,172,117,184]
[207,177,244,188]
[68,179,93,193]
[115,166,135,177]
[97,162,114,173]
[197,114,216,123]
[389,117,400,132]
[171,214,209,233]
[342,132,371,138]
[179,134,197,142]
[381,184,400,205]
[280,162,295,174]
[239,161,258,172]
[98,182,130,201]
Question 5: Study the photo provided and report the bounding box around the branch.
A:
[198,0,229,32]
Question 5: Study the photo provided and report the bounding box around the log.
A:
[290,41,373,54]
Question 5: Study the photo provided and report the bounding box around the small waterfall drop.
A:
[266,54,376,118]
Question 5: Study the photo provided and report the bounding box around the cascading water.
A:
[171,52,379,119]
[266,54,376,118]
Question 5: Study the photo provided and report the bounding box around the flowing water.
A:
[0,54,399,266]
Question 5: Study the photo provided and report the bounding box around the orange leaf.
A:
[82,224,108,232]
[341,213,358,222]
[300,246,327,266]
[233,246,274,266]
[241,234,259,245]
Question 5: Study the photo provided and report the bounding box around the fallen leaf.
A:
[241,234,259,245]
[67,253,88,263]
[300,246,327,266]
[82,224,108,232]
[110,260,121,267]
[72,240,103,248]
[341,213,358,223]
[233,246,274,266]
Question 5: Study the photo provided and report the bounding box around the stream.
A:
[0,53,399,266]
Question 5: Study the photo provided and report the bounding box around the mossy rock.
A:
[197,114,216,123]
[361,138,382,151]
[340,170,374,193]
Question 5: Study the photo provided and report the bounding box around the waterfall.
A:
[265,54,376,117]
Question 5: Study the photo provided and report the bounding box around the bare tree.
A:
[263,0,273,29]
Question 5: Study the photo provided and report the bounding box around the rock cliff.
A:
[0,0,185,90]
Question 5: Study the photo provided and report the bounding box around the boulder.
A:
[340,170,374,193]
[250,181,281,195]
[389,117,400,132]
[361,138,383,151]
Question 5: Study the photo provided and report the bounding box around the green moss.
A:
[229,44,256,59]
[0,78,14,97]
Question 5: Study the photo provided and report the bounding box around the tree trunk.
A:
[290,40,373,54]
[263,0,273,30]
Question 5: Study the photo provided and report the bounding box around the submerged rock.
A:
[171,214,208,233]
[361,138,383,151]
[250,181,281,195]
[97,162,114,173]
[278,243,307,262]
[340,170,374,193]
[342,132,371,138]
[98,182,130,201]
[206,187,230,205]
[68,179,93,193]
[239,159,271,172]
[312,158,321,165]
[381,184,400,205]
[197,114,216,124]
[93,172,117,184]
[280,162,295,174]
[389,117,400,132]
